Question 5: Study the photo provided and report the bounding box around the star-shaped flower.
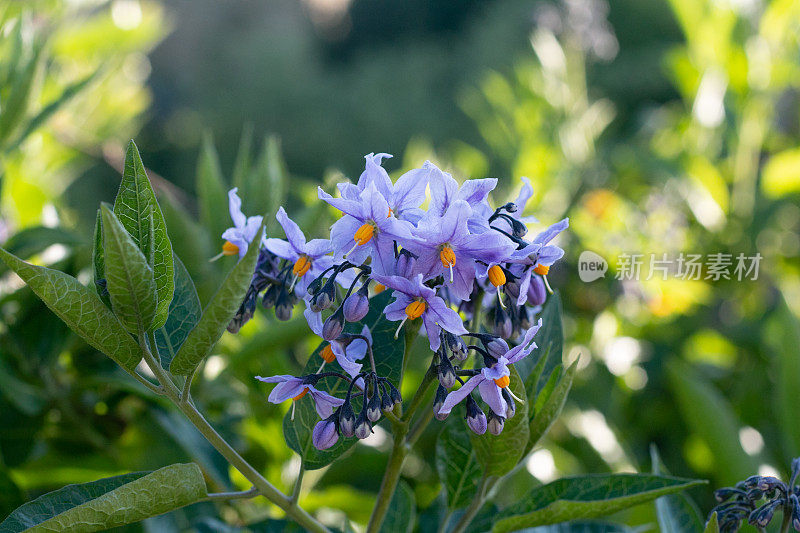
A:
[255,375,344,419]
[220,188,264,258]
[371,273,467,351]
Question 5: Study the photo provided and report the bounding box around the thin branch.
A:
[204,487,260,502]
[291,466,305,504]
[130,370,164,395]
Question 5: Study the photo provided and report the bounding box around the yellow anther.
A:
[222,241,240,256]
[439,245,456,268]
[354,223,375,245]
[533,264,550,276]
[494,375,510,388]
[374,283,386,294]
[405,300,427,320]
[292,387,309,401]
[321,344,336,363]
[293,255,312,277]
[488,265,506,287]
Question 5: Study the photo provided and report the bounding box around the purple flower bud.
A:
[485,338,506,359]
[518,305,532,331]
[433,385,449,421]
[395,251,416,278]
[504,279,521,299]
[367,391,382,422]
[465,396,487,435]
[275,290,295,321]
[381,392,394,412]
[322,307,345,341]
[389,384,402,405]
[261,285,279,309]
[312,418,339,450]
[501,388,516,419]
[528,275,546,306]
[493,305,513,339]
[339,401,356,437]
[311,281,335,312]
[445,332,467,361]
[438,353,456,389]
[343,291,369,322]
[487,414,505,435]
[354,410,371,439]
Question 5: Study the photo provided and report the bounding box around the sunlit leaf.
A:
[169,220,264,375]
[703,512,719,533]
[0,463,206,532]
[113,140,174,329]
[0,248,142,371]
[101,205,158,334]
[492,474,705,532]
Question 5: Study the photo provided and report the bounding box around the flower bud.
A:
[493,305,513,339]
[528,275,546,306]
[312,416,339,450]
[504,278,520,299]
[395,251,416,278]
[343,288,370,322]
[261,284,279,309]
[503,202,518,213]
[275,290,295,321]
[433,385,449,421]
[465,395,487,435]
[322,307,345,341]
[367,390,382,422]
[389,384,402,405]
[311,280,336,312]
[339,400,356,438]
[354,409,371,439]
[381,392,394,412]
[437,353,456,389]
[501,388,516,419]
[445,332,467,361]
[306,274,324,297]
[509,217,527,238]
[487,413,505,435]
[485,337,507,359]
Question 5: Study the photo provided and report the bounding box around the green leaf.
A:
[767,297,800,461]
[0,467,24,519]
[650,445,704,533]
[519,522,639,532]
[492,474,706,533]
[196,132,230,244]
[257,136,287,226]
[0,357,47,416]
[0,226,82,267]
[0,248,142,371]
[101,205,158,334]
[282,291,405,470]
[91,209,110,306]
[517,293,563,392]
[470,366,530,477]
[525,360,576,455]
[169,219,265,375]
[0,463,206,533]
[154,256,202,369]
[0,41,41,145]
[113,140,174,329]
[379,480,415,533]
[436,416,482,509]
[665,359,758,483]
[703,512,719,533]
[232,123,254,190]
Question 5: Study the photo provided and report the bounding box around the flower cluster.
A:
[711,458,800,532]
[220,154,568,449]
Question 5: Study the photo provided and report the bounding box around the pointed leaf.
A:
[703,512,719,533]
[91,210,110,307]
[281,291,405,469]
[379,480,415,533]
[767,298,800,460]
[196,132,230,243]
[101,205,158,334]
[436,416,482,509]
[169,220,265,375]
[492,474,706,533]
[517,293,563,392]
[113,140,174,329]
[0,248,142,371]
[232,123,254,190]
[154,256,202,369]
[525,360,576,454]
[0,463,206,532]
[470,366,530,477]
[252,136,287,226]
[650,445,704,533]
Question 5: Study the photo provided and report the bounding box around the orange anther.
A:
[533,264,550,276]
[292,387,309,401]
[405,300,427,320]
[354,223,375,245]
[321,344,336,363]
[439,245,456,268]
[293,255,312,277]
[488,265,506,287]
[494,375,510,388]
[222,241,240,256]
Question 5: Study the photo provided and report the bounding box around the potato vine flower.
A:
[218,187,264,258]
[371,273,467,350]
[304,305,369,378]
[255,375,344,419]
[264,207,334,296]
[426,161,499,234]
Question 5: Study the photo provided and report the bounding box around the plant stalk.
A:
[366,422,409,533]
[451,476,493,533]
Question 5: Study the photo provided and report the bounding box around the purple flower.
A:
[221,188,264,258]
[403,200,516,301]
[503,219,569,305]
[371,273,467,351]
[340,154,431,224]
[427,162,498,234]
[439,319,541,417]
[255,375,344,418]
[304,306,369,378]
[320,182,415,276]
[495,177,539,234]
[265,207,334,296]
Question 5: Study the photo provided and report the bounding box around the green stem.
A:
[780,508,791,533]
[291,464,305,503]
[451,476,493,533]
[205,487,259,501]
[366,422,409,533]
[139,331,330,533]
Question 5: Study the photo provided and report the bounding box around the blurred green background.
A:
[2,0,800,530]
